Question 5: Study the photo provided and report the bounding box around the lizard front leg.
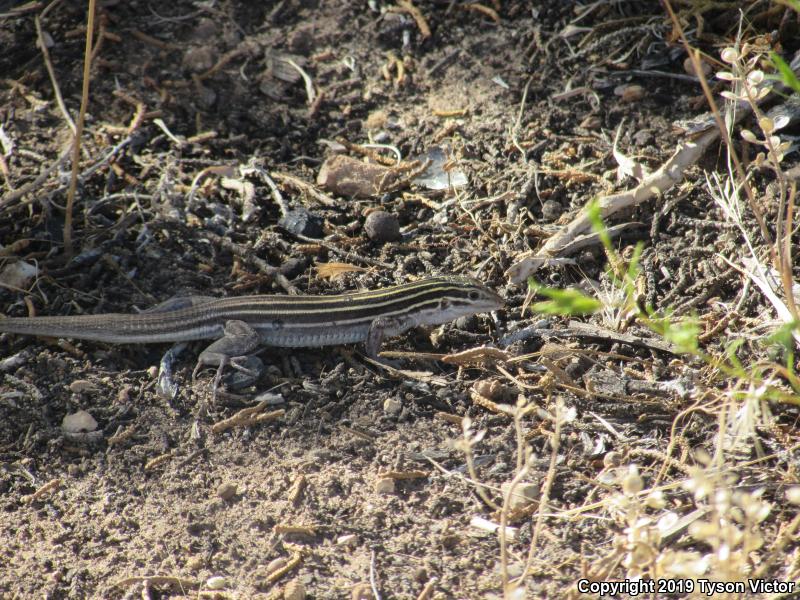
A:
[192,320,262,395]
[365,314,419,359]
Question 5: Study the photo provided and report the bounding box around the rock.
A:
[183,46,216,74]
[69,380,97,394]
[501,481,539,510]
[364,211,400,243]
[541,200,563,221]
[206,575,227,590]
[374,477,395,495]
[383,397,402,416]
[284,580,306,600]
[279,208,324,238]
[217,482,237,501]
[317,155,398,198]
[62,410,98,434]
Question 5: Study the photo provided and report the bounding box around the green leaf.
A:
[724,338,745,371]
[626,242,644,281]
[777,0,800,13]
[527,279,602,316]
[649,312,700,354]
[586,198,612,251]
[766,319,799,352]
[663,320,700,354]
[770,52,800,94]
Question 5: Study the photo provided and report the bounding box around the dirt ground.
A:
[2,1,800,598]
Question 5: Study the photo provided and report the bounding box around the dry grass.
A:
[454,15,800,598]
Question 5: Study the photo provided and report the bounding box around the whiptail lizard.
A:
[0,275,504,389]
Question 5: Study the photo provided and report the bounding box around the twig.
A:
[113,576,199,590]
[393,0,430,39]
[265,551,302,584]
[210,401,284,434]
[283,57,316,106]
[369,550,382,600]
[22,478,61,503]
[0,145,71,211]
[270,171,337,207]
[64,0,97,258]
[202,229,298,294]
[506,126,721,283]
[34,15,75,134]
[242,166,290,216]
[292,232,394,269]
[664,0,774,253]
[519,400,564,589]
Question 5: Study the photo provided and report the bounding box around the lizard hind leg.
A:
[192,320,263,396]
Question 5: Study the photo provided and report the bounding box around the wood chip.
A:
[114,576,199,589]
[317,155,398,198]
[211,402,284,434]
[144,452,172,471]
[288,474,306,506]
[22,478,61,503]
[377,470,428,480]
[470,389,514,416]
[434,411,463,426]
[266,552,303,585]
[315,262,368,280]
[441,346,511,366]
[275,524,316,536]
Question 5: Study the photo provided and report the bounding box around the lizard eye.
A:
[468,290,480,301]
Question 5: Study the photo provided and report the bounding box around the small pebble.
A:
[69,380,96,394]
[352,582,373,600]
[541,199,563,221]
[217,482,237,501]
[366,110,388,130]
[454,314,477,330]
[473,379,509,403]
[579,115,601,129]
[279,209,324,239]
[62,410,98,434]
[501,481,539,510]
[383,397,402,416]
[206,575,227,590]
[622,467,644,495]
[374,477,395,495]
[191,18,218,40]
[787,487,800,505]
[284,580,306,600]
[364,211,400,243]
[317,155,396,198]
[336,534,357,547]
[683,56,711,77]
[603,451,622,469]
[287,27,314,55]
[182,46,216,73]
[280,257,309,279]
[633,130,654,146]
[265,557,288,577]
[195,85,216,109]
[614,83,645,102]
